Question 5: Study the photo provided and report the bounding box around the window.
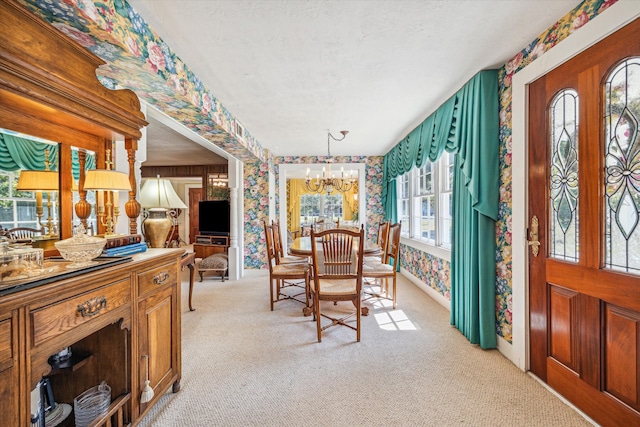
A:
[397,153,454,250]
[299,193,343,224]
[0,171,40,229]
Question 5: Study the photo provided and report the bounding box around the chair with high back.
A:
[272,219,308,265]
[309,225,365,342]
[364,220,390,264]
[263,220,310,311]
[362,222,401,309]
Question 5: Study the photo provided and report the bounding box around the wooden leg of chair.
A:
[316,296,322,342]
[356,296,361,342]
[270,278,274,311]
[305,272,310,307]
[302,273,313,316]
[392,276,397,309]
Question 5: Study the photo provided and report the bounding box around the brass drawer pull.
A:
[153,272,169,285]
[77,296,107,318]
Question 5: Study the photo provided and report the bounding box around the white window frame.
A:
[0,171,40,230]
[299,193,344,224]
[397,154,453,261]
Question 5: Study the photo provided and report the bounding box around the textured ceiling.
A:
[130,0,579,157]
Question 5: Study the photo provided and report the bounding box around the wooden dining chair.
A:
[5,226,44,241]
[272,219,308,265]
[263,221,310,311]
[309,225,365,342]
[362,222,401,309]
[364,220,390,264]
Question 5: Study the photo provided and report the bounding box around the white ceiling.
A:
[131,0,579,158]
[144,109,227,166]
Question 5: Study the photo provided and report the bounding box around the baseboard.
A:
[400,268,450,310]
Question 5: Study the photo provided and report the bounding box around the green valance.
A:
[382,72,497,221]
[0,133,96,180]
[0,133,59,171]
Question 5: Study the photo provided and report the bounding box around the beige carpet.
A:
[138,270,595,427]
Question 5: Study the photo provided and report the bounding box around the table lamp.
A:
[17,170,59,236]
[84,169,132,235]
[139,176,187,248]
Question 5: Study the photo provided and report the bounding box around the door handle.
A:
[528,215,540,257]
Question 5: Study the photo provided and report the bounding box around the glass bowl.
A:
[55,233,106,269]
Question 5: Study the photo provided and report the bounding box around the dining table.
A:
[289,235,382,257]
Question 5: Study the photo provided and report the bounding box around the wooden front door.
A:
[528,18,640,425]
[189,187,203,244]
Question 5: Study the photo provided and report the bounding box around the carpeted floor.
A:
[138,269,595,427]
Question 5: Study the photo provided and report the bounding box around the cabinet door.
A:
[137,284,178,411]
[0,315,19,426]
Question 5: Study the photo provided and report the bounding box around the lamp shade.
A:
[16,170,59,191]
[139,177,187,209]
[84,169,132,191]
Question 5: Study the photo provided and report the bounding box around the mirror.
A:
[0,129,59,244]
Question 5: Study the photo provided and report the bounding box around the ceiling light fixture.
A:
[305,130,356,194]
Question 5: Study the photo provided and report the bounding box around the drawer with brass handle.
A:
[31,278,130,346]
[138,262,177,297]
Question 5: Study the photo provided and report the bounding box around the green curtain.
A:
[449,71,499,349]
[0,132,96,179]
[380,70,499,349]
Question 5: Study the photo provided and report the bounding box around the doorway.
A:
[277,163,366,253]
[527,17,640,426]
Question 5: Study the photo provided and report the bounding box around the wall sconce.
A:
[16,170,59,236]
[84,169,132,235]
[138,176,187,248]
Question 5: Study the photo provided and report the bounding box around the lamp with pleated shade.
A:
[84,169,132,235]
[17,170,59,235]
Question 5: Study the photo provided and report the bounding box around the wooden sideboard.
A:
[0,248,184,426]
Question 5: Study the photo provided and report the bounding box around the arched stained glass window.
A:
[550,89,579,262]
[604,58,640,273]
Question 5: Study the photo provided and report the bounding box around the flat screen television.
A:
[198,200,230,236]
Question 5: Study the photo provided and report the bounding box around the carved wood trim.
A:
[0,1,147,139]
[0,0,147,239]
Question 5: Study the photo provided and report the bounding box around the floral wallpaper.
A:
[243,160,271,269]
[18,0,620,343]
[19,0,269,163]
[401,246,450,298]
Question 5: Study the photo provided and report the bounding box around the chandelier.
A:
[305,130,357,194]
